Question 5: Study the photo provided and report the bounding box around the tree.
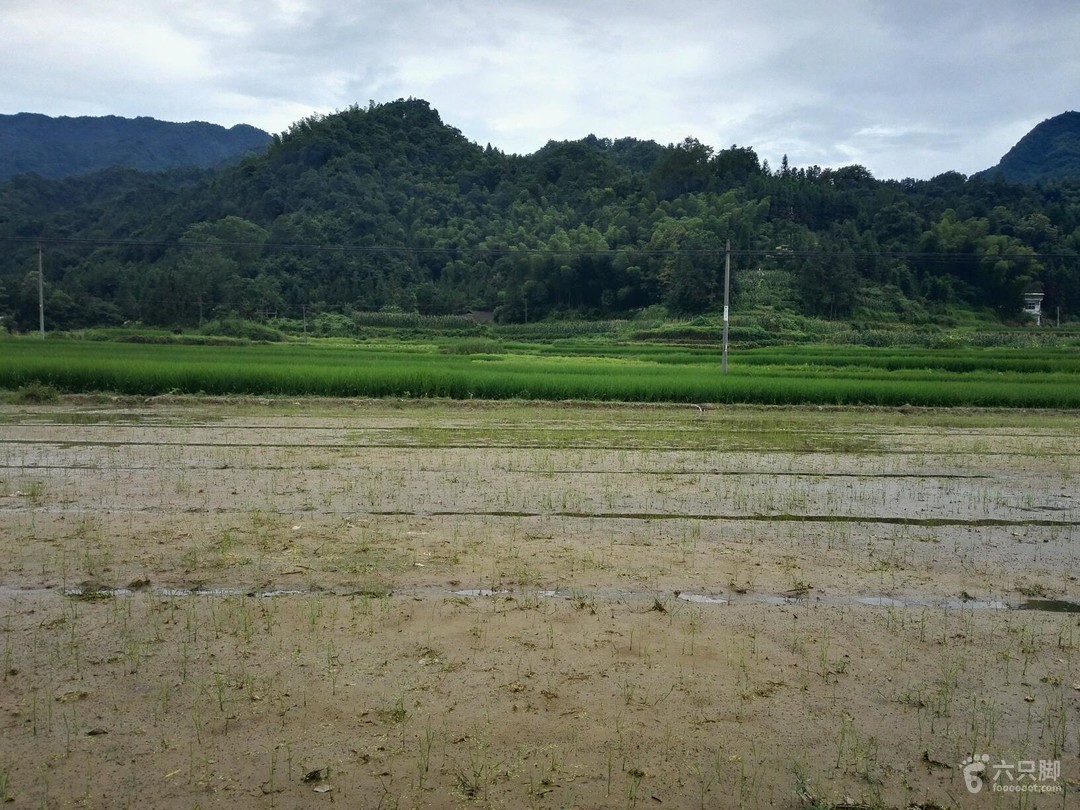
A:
[978,235,1040,315]
[649,138,715,199]
[175,217,268,322]
[647,216,722,314]
[0,279,10,329]
[797,247,861,318]
[712,145,762,188]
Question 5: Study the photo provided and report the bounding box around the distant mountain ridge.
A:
[980,111,1080,183]
[6,109,1078,186]
[0,113,272,181]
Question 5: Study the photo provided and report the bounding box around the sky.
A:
[2,0,1078,181]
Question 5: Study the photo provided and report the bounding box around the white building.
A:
[1023,292,1045,325]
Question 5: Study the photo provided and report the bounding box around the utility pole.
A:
[721,240,730,375]
[38,243,45,339]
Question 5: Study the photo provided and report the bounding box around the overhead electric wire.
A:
[1,234,1075,264]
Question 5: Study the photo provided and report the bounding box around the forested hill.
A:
[0,113,272,181]
[980,112,1080,184]
[1,98,1079,332]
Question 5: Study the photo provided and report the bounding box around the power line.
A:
[2,234,1076,264]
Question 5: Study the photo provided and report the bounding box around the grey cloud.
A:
[2,0,1078,177]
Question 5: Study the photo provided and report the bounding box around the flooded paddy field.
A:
[0,399,1078,808]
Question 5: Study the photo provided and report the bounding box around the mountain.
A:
[980,112,1080,183]
[2,98,1080,332]
[0,113,272,181]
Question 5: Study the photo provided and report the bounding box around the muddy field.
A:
[1,399,1078,809]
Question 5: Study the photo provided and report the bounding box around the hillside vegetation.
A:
[1,99,1079,334]
[980,111,1080,184]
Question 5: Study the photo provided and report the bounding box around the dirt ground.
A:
[0,398,1078,809]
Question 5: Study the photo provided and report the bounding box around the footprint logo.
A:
[961,753,990,794]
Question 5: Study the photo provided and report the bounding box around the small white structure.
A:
[1023,292,1045,325]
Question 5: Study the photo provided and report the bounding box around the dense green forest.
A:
[978,111,1080,184]
[1,98,1079,333]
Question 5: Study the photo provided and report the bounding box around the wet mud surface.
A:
[1,399,1078,807]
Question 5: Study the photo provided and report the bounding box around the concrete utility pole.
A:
[721,240,730,375]
[38,243,45,339]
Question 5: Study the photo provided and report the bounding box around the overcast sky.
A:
[2,0,1078,180]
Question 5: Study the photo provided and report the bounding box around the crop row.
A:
[2,338,1079,407]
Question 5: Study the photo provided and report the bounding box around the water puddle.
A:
[451,588,511,597]
[855,595,1008,610]
[0,585,57,599]
[676,593,729,604]
[64,585,315,600]
[752,595,800,606]
[856,596,909,608]
[941,598,1009,610]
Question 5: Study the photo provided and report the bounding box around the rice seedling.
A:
[4,336,1080,406]
[1,393,1077,808]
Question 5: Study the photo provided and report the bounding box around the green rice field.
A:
[2,336,1080,407]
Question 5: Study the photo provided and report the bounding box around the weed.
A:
[11,382,59,403]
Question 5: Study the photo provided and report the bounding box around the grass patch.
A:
[3,382,60,404]
[2,336,1080,407]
